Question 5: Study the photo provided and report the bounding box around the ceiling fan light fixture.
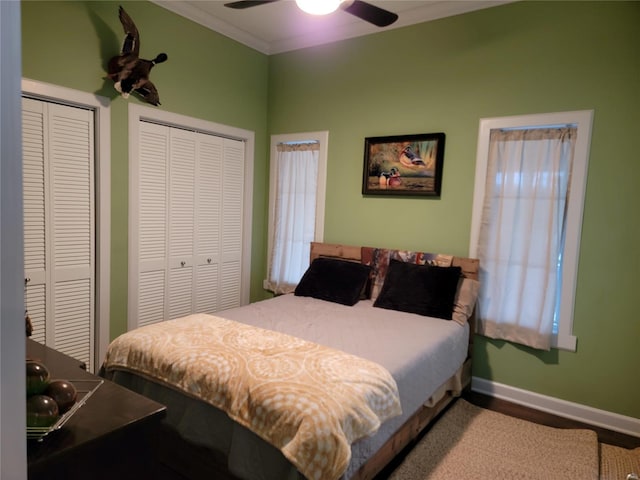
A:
[295,0,343,16]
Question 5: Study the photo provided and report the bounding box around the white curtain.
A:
[476,127,576,350]
[266,142,319,294]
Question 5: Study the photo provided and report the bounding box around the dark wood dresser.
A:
[26,339,167,480]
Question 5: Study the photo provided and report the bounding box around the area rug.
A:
[388,398,600,480]
[600,443,640,480]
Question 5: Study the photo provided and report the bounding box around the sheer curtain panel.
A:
[476,127,576,350]
[266,142,319,294]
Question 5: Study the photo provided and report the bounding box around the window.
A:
[265,132,328,294]
[470,111,593,351]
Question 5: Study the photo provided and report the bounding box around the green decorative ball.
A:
[26,394,59,428]
[26,360,50,396]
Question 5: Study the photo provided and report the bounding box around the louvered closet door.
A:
[219,138,244,310]
[134,121,244,327]
[168,128,195,319]
[136,121,169,327]
[22,99,47,344]
[190,134,244,314]
[22,97,95,369]
[194,133,223,314]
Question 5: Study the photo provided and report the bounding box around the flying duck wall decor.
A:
[107,6,167,106]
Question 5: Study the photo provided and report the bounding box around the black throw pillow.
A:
[373,259,461,319]
[294,257,371,306]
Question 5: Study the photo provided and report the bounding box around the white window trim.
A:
[127,104,254,330]
[21,78,111,369]
[265,131,328,289]
[470,110,593,351]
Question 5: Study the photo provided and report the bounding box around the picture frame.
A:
[361,132,446,196]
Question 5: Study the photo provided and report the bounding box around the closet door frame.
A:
[127,104,254,331]
[21,78,111,371]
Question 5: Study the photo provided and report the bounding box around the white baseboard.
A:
[471,376,640,439]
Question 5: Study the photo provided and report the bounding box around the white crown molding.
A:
[152,0,272,54]
[472,377,640,439]
[151,1,512,55]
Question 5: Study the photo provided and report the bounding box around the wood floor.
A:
[462,390,640,449]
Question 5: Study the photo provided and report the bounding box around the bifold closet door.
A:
[217,136,245,311]
[22,97,95,370]
[133,121,244,328]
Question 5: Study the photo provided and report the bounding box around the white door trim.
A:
[2,2,28,474]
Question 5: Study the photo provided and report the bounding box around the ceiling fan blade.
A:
[341,0,398,27]
[224,0,279,9]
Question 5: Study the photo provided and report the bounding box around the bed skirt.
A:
[104,361,468,480]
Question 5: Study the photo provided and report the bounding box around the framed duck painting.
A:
[361,132,445,197]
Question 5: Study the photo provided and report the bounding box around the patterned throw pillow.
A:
[361,247,453,300]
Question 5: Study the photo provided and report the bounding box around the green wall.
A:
[21,1,270,338]
[267,1,640,418]
[21,1,640,419]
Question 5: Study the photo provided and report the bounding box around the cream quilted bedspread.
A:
[102,313,402,480]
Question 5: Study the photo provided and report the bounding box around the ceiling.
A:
[151,0,511,55]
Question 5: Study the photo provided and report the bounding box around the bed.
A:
[100,242,479,480]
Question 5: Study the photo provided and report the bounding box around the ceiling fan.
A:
[224,1,399,28]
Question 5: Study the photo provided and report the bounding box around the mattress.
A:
[104,294,469,479]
